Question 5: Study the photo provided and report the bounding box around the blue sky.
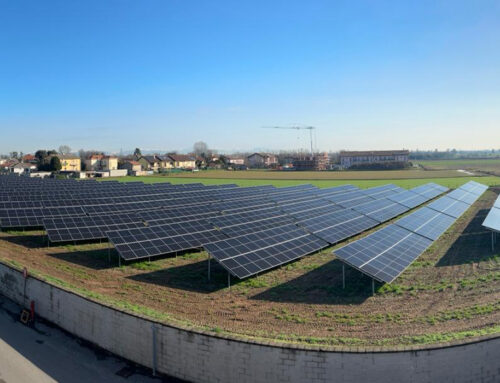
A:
[1,1,499,154]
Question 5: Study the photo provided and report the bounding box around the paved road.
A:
[0,295,180,383]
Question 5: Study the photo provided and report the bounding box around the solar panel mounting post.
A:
[372,278,375,296]
[342,264,345,289]
[207,255,211,281]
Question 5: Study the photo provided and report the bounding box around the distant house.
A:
[247,153,278,168]
[227,155,245,165]
[339,150,410,168]
[121,160,142,174]
[138,155,161,171]
[58,155,81,172]
[156,155,174,170]
[22,154,37,164]
[10,162,37,174]
[84,155,118,171]
[168,154,196,169]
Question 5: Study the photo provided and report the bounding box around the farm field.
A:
[144,169,468,180]
[104,174,500,190]
[1,184,499,349]
[417,159,500,176]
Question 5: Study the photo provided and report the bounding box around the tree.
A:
[59,145,71,155]
[50,156,62,171]
[35,150,48,162]
[134,148,142,158]
[193,141,209,157]
[9,151,18,159]
[47,149,58,156]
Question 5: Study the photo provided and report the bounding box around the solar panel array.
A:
[0,174,455,280]
[334,181,488,283]
[482,194,500,233]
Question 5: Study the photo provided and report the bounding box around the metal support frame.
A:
[372,278,375,296]
[227,272,231,289]
[207,255,211,281]
[342,264,345,289]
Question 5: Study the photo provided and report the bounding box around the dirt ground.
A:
[0,189,499,347]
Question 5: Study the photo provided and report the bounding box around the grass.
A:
[101,175,500,189]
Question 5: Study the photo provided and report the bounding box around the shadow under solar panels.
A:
[334,224,433,283]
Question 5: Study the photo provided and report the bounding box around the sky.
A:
[1,0,499,154]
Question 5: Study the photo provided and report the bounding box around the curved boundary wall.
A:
[0,261,499,383]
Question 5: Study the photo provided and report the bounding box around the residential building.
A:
[339,150,410,168]
[247,153,278,168]
[156,155,174,170]
[58,155,81,172]
[121,160,142,175]
[168,154,196,169]
[84,155,118,171]
[227,155,245,165]
[138,156,161,171]
[293,152,330,171]
[10,162,37,174]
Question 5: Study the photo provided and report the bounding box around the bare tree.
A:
[59,145,71,155]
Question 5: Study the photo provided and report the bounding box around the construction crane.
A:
[261,126,316,156]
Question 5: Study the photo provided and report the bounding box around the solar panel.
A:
[446,189,478,205]
[334,181,488,283]
[395,207,456,240]
[315,185,359,196]
[482,207,500,232]
[387,190,429,209]
[334,225,433,283]
[427,196,470,218]
[219,215,296,237]
[107,220,227,260]
[299,208,379,244]
[204,224,328,278]
[326,190,376,209]
[44,213,144,242]
[410,184,445,199]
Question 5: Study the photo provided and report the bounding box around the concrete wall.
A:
[1,261,499,383]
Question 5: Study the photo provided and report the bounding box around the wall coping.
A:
[2,259,499,354]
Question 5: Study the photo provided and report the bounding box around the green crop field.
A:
[103,174,500,189]
[417,159,500,176]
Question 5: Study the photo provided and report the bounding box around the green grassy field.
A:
[417,159,500,175]
[104,175,500,189]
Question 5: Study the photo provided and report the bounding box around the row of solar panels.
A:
[0,183,398,227]
[42,183,443,244]
[104,183,450,279]
[482,193,500,233]
[334,181,488,283]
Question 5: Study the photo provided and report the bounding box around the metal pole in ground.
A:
[342,264,345,289]
[227,272,230,289]
[372,278,375,296]
[493,231,495,252]
[207,255,211,281]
